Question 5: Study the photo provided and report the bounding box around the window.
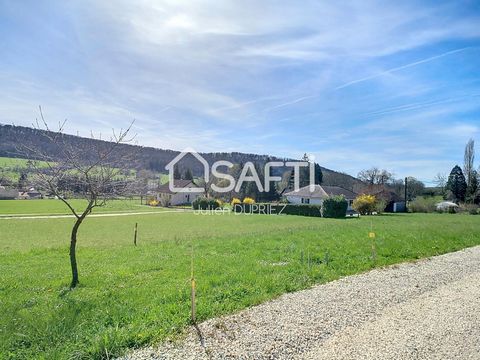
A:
[302,198,310,204]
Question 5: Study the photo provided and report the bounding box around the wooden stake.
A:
[191,243,196,323]
[134,222,138,246]
[191,278,196,323]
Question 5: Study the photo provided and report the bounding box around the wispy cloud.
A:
[335,47,472,90]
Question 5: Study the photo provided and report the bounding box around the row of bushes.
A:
[409,197,480,214]
[231,195,348,218]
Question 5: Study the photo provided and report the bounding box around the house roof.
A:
[158,180,196,194]
[284,184,357,199]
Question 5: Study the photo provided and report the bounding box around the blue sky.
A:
[1,1,479,182]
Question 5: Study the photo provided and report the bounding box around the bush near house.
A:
[352,194,377,215]
[192,197,222,210]
[322,195,348,218]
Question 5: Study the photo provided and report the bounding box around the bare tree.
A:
[358,167,392,185]
[464,139,476,202]
[433,173,447,198]
[464,138,475,185]
[21,109,136,288]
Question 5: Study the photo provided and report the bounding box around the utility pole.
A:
[404,176,408,212]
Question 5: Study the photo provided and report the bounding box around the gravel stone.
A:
[122,246,480,360]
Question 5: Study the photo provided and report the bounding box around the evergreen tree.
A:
[244,181,259,200]
[17,172,27,191]
[173,166,182,180]
[183,168,193,180]
[243,162,263,201]
[314,163,323,185]
[467,169,478,203]
[446,165,467,202]
[261,158,279,202]
[299,153,311,188]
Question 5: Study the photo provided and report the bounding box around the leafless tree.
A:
[464,139,477,202]
[464,138,475,185]
[358,167,392,185]
[433,173,447,197]
[20,109,136,288]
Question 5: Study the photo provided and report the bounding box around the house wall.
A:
[286,195,354,210]
[286,195,322,205]
[170,192,202,205]
[157,191,202,206]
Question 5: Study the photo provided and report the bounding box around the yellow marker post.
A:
[191,278,196,323]
[190,243,196,324]
[368,232,376,238]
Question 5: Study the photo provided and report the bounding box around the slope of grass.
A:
[0,156,50,182]
[1,211,480,359]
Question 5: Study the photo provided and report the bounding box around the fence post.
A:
[134,222,138,246]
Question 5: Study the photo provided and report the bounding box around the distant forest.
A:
[0,124,363,191]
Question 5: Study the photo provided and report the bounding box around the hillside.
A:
[0,124,363,190]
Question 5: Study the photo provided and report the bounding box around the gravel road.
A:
[123,246,480,360]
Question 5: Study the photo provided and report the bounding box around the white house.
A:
[284,184,357,210]
[156,180,204,206]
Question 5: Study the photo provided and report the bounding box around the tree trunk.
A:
[70,217,83,288]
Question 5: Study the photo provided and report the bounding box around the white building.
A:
[284,184,357,210]
[156,180,204,206]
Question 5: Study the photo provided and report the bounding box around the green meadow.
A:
[0,199,160,216]
[1,201,480,359]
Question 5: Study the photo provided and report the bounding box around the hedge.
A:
[192,197,221,210]
[322,195,348,218]
[232,203,322,217]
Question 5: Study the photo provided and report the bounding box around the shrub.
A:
[243,197,255,204]
[409,197,437,213]
[375,199,387,214]
[148,199,159,207]
[322,195,348,218]
[231,197,241,206]
[192,197,221,210]
[463,204,479,215]
[448,206,457,214]
[353,194,376,215]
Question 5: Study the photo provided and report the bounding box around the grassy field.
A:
[0,156,170,185]
[0,199,162,216]
[0,156,49,182]
[1,204,480,359]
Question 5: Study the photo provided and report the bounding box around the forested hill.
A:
[0,124,363,190]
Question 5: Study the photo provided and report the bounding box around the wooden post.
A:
[404,176,408,212]
[190,244,196,323]
[191,278,196,323]
[134,222,138,246]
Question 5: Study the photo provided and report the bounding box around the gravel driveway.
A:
[123,246,480,360]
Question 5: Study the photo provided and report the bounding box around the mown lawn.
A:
[0,199,160,216]
[1,209,480,359]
